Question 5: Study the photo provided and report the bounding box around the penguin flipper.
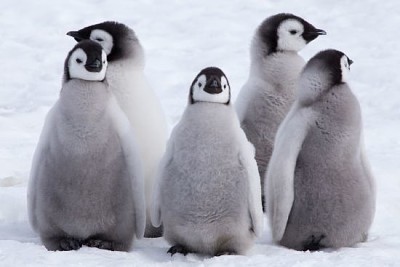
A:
[240,147,263,236]
[150,130,176,228]
[27,103,59,231]
[266,103,314,242]
[235,116,263,237]
[150,159,163,228]
[107,96,146,239]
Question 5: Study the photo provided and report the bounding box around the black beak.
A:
[85,58,102,72]
[67,31,84,42]
[302,28,327,43]
[348,58,354,66]
[204,77,222,94]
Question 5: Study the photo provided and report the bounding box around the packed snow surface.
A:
[1,0,399,266]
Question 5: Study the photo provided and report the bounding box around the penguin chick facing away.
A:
[235,13,326,211]
[27,40,146,251]
[151,67,263,256]
[67,21,167,238]
[266,49,376,251]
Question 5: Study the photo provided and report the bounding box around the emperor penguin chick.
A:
[235,13,326,210]
[266,49,376,251]
[27,40,145,251]
[67,21,167,237]
[151,67,263,256]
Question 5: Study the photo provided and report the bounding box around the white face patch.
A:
[68,49,108,81]
[192,74,230,104]
[277,19,307,52]
[90,29,114,55]
[221,76,229,92]
[340,55,351,83]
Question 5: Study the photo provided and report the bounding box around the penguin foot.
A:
[215,250,238,256]
[84,239,114,251]
[302,234,326,251]
[59,238,82,251]
[167,245,190,256]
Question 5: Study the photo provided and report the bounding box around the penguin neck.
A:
[250,35,267,60]
[59,79,110,125]
[104,56,153,121]
[185,102,233,122]
[107,55,145,77]
[105,53,145,95]
[249,46,305,93]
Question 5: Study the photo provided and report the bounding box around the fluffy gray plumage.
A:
[266,49,376,251]
[27,41,145,251]
[152,67,263,256]
[235,14,326,210]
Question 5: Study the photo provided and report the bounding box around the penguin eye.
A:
[76,58,83,64]
[95,38,104,42]
[198,82,202,87]
[289,30,297,35]
[223,85,227,89]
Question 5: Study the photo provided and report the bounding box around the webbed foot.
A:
[59,238,82,251]
[167,244,190,256]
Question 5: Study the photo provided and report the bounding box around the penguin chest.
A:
[162,112,248,223]
[173,109,241,175]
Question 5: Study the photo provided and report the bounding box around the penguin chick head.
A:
[64,40,108,82]
[298,49,353,104]
[189,67,230,105]
[67,21,138,62]
[256,13,326,55]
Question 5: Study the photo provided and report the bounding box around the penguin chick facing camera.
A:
[235,13,326,211]
[27,40,146,251]
[67,21,168,238]
[266,49,376,251]
[151,67,263,256]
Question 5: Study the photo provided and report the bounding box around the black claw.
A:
[167,245,189,256]
[84,239,114,251]
[59,238,82,251]
[302,234,326,251]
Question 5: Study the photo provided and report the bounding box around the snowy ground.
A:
[1,0,399,266]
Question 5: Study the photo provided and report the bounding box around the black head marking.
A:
[257,13,325,55]
[306,49,350,86]
[67,21,138,62]
[64,40,104,81]
[189,67,231,105]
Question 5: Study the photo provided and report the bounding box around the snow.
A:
[1,0,399,266]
